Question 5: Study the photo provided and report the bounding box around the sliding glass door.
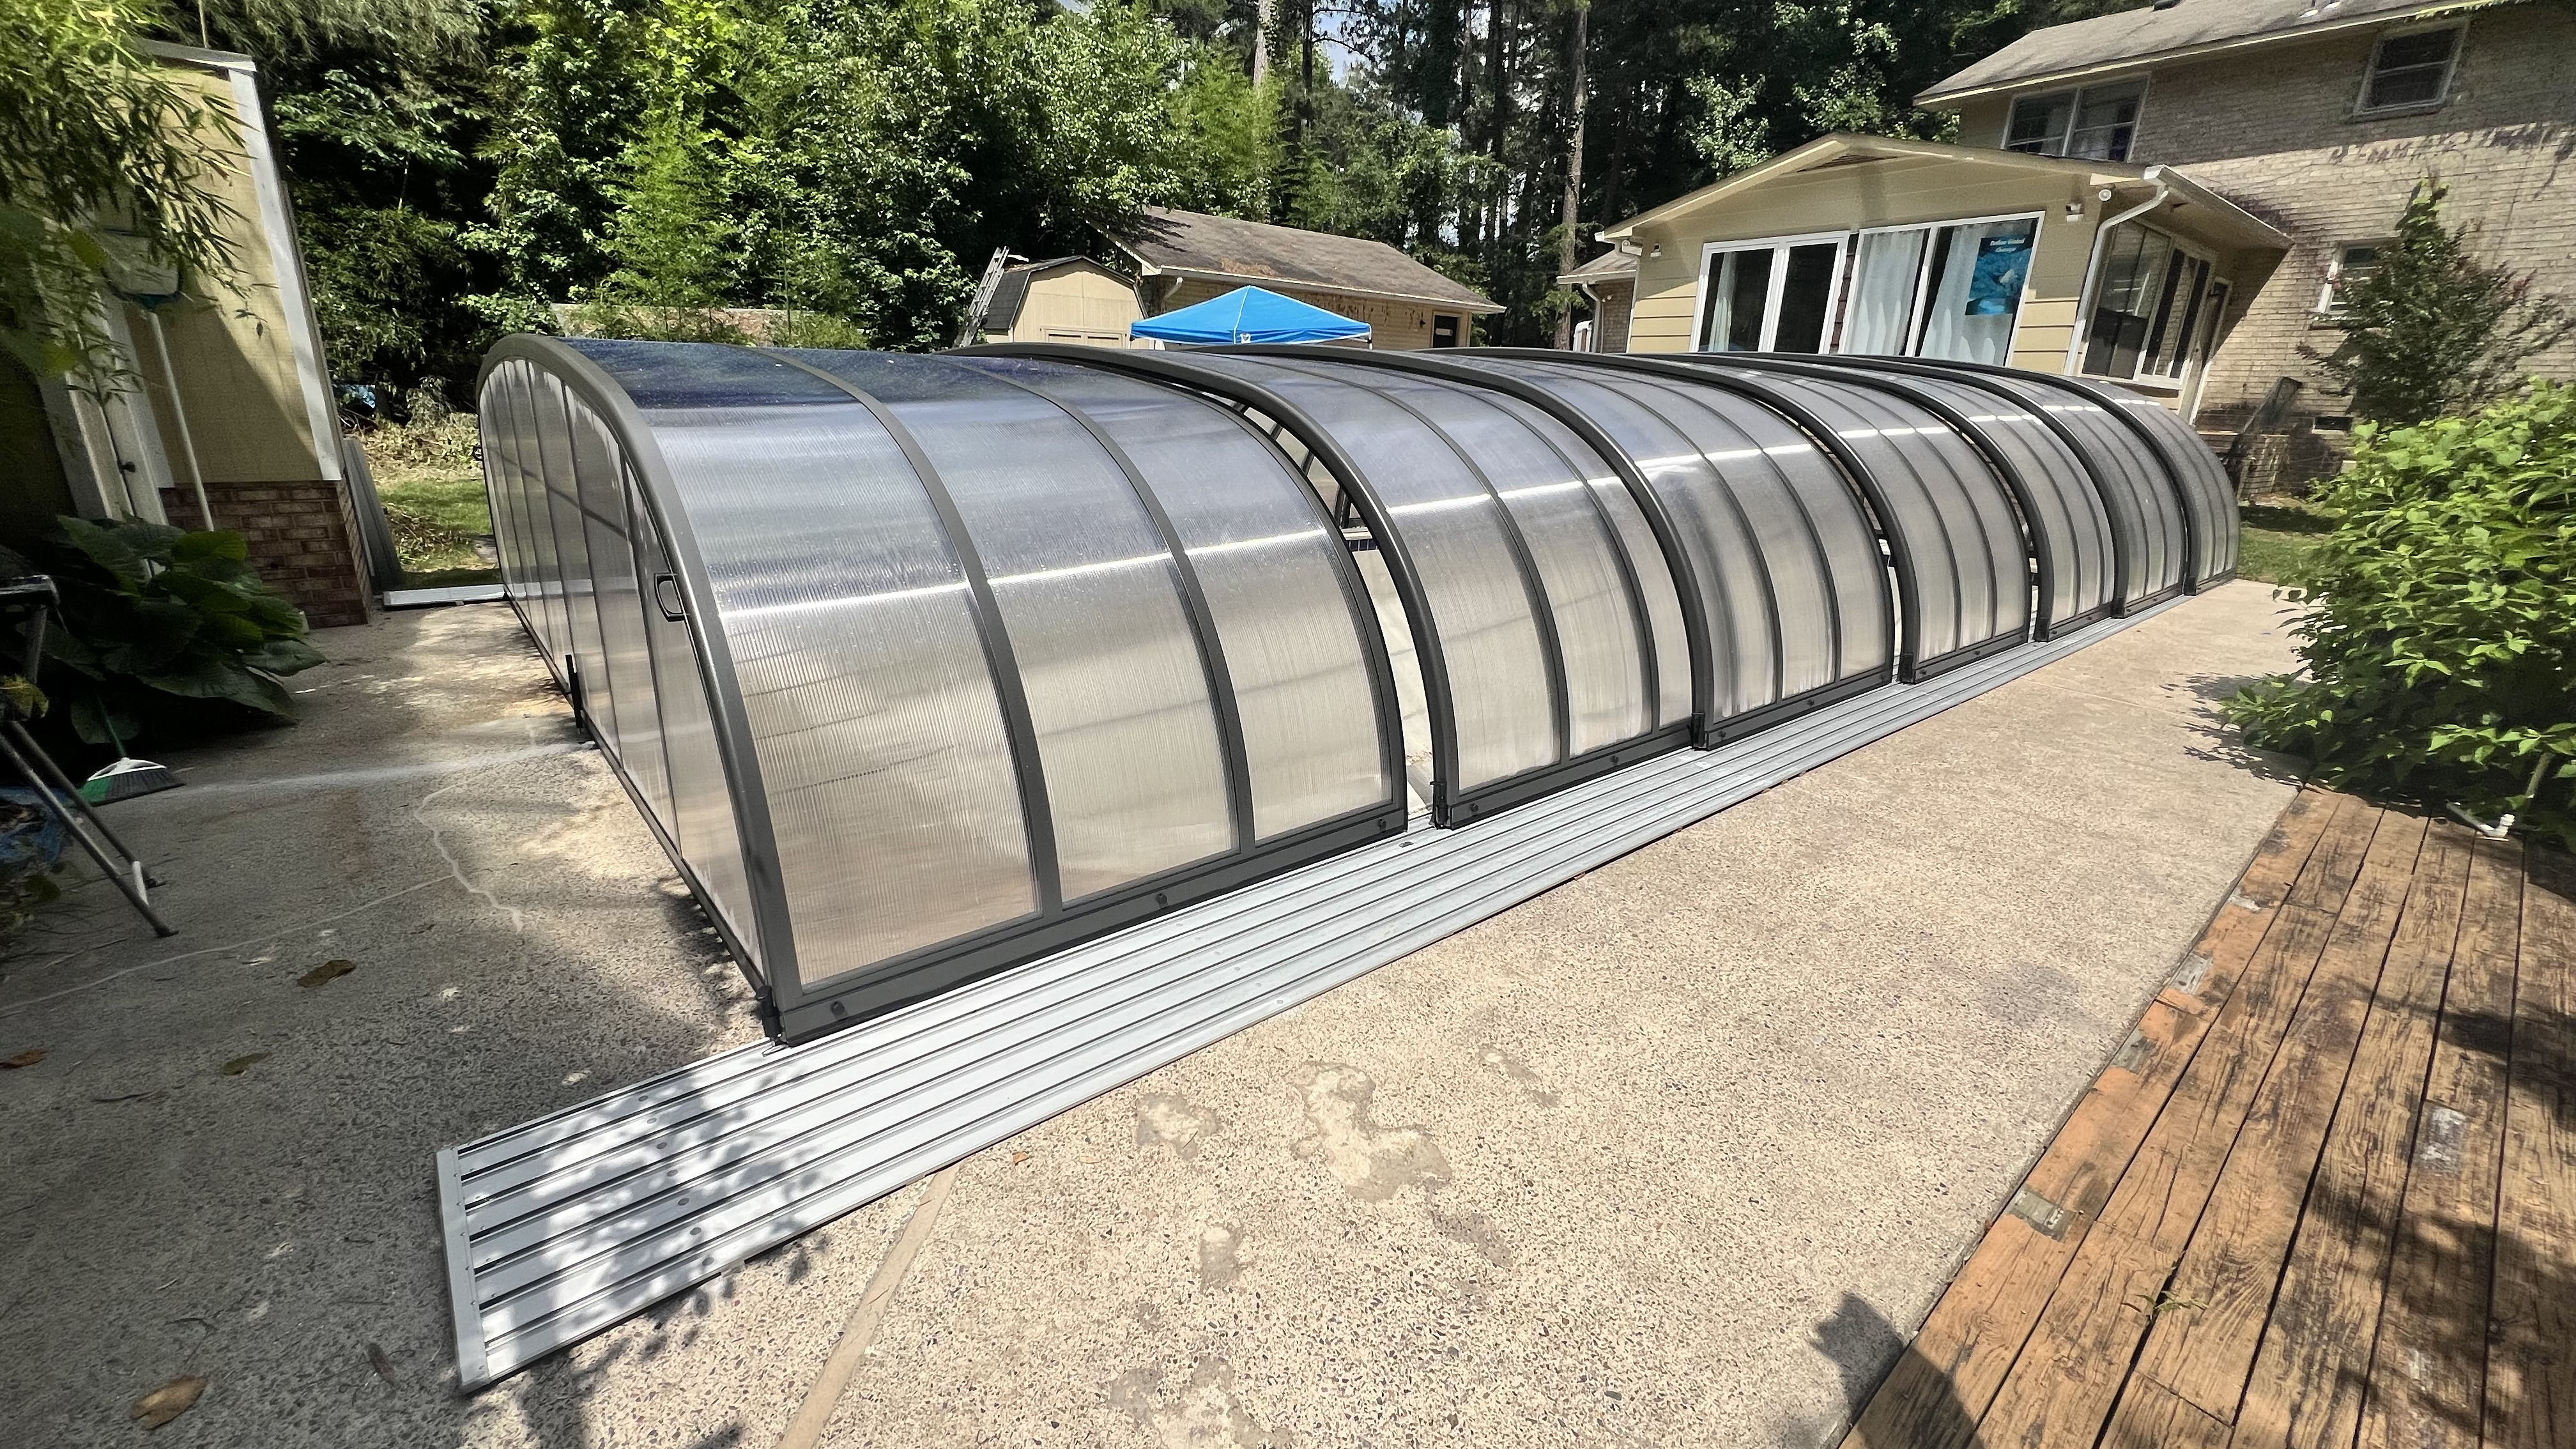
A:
[1693,234,1846,353]
[1840,215,2040,366]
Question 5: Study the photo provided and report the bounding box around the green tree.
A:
[2305,181,2572,426]
[1,0,238,385]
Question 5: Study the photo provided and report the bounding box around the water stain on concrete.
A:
[1135,1092,1220,1160]
[1197,1224,1243,1289]
[1477,1048,1560,1107]
[1432,1209,1514,1266]
[1108,1356,1294,1448]
[1289,1064,1450,1201]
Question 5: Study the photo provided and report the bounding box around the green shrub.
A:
[2228,383,2575,848]
[0,517,325,747]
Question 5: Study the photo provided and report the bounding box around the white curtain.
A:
[1840,230,1926,355]
[1917,219,2037,366]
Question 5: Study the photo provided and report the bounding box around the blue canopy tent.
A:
[1130,285,1370,345]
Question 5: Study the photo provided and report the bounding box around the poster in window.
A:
[1965,231,2033,316]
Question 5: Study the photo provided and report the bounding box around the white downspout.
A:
[2062,167,2168,378]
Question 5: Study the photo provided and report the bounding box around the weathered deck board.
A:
[2485,848,2573,1449]
[1838,792,2572,1449]
[2357,833,2525,1449]
[2231,824,2471,1449]
[1838,790,2342,1449]
[1972,799,2382,1448]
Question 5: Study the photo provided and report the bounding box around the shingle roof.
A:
[1113,207,1499,312]
[1917,0,2496,104]
[1558,247,1638,285]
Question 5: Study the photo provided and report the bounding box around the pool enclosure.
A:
[475,337,2233,1043]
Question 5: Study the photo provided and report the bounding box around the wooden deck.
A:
[1844,788,2575,1449]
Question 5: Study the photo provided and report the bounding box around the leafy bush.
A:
[0,518,325,746]
[2228,383,2575,848]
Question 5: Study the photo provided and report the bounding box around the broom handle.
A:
[0,724,173,936]
[6,719,150,868]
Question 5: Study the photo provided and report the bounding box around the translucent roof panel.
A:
[477,337,2211,1045]
[1633,357,2033,678]
[1725,357,2120,638]
[480,339,1405,1041]
[1441,353,1893,728]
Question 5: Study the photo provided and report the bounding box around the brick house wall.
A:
[159,479,373,630]
[2122,5,2576,425]
[1584,279,1634,352]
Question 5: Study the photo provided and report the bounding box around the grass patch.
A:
[2238,496,2334,585]
[361,416,496,586]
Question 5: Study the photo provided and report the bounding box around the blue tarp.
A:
[1129,286,1370,345]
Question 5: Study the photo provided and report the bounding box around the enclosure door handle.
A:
[653,574,686,621]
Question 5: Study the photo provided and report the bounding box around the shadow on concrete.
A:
[0,605,770,1448]
[1798,1292,1978,1449]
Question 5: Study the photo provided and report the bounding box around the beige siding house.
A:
[2,42,371,625]
[1598,134,2285,417]
[1112,208,1499,349]
[1926,0,2576,446]
[1581,0,2572,480]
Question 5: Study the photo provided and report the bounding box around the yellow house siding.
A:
[1623,165,2104,357]
[138,61,334,485]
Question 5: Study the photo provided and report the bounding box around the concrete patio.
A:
[1,584,2303,1448]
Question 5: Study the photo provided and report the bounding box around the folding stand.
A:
[0,578,174,937]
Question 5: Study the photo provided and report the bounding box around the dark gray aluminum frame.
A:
[1701,353,2103,639]
[1472,348,2010,684]
[1765,351,2174,617]
[478,338,1410,1044]
[963,342,1690,827]
[1869,357,2235,591]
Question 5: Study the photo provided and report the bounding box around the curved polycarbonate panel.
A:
[1490,395,1695,730]
[786,351,1234,901]
[1181,354,1561,790]
[484,338,1406,1039]
[1258,356,1653,755]
[572,342,1038,983]
[1702,364,2030,668]
[2094,388,2239,584]
[943,356,1392,841]
[1883,362,2186,608]
[1791,365,2113,633]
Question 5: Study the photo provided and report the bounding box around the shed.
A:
[969,256,1140,346]
[1112,207,1499,350]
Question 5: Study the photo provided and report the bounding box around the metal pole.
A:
[0,727,173,935]
[3,720,159,882]
[144,310,216,530]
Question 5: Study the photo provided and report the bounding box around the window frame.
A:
[1688,230,1851,354]
[1839,210,2048,362]
[2078,222,2225,390]
[2313,241,2389,319]
[2000,76,2150,162]
[2354,22,2465,117]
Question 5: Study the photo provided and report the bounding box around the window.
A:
[2317,243,2383,315]
[2359,26,2461,112]
[1839,216,2040,367]
[2082,224,2221,382]
[2004,80,2144,162]
[1692,235,1845,353]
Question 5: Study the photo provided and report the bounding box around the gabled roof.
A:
[1598,134,2290,252]
[981,256,1099,332]
[1917,0,2512,106]
[1557,246,1639,286]
[1112,206,1500,313]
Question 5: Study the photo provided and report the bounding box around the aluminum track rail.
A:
[438,597,2186,1388]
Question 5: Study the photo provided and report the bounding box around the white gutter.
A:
[2064,169,2170,378]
